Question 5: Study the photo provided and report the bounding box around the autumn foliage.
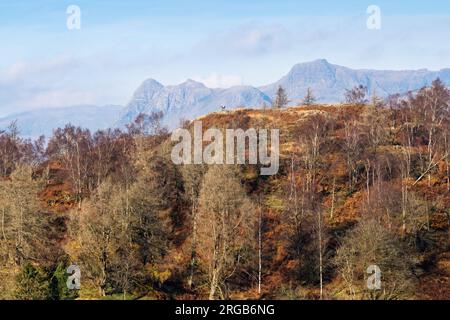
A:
[0,81,448,300]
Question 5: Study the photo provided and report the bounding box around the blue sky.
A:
[1,0,450,116]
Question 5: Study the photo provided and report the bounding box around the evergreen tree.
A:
[49,258,79,300]
[15,263,50,300]
[302,87,316,106]
[273,86,290,108]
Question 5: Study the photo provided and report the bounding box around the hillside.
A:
[0,80,448,300]
[194,105,449,299]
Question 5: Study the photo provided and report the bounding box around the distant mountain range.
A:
[117,79,272,128]
[0,105,123,139]
[2,59,450,138]
[260,59,450,103]
[121,59,450,128]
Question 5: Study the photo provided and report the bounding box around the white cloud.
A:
[197,22,292,57]
[0,50,184,117]
[192,73,243,88]
[1,56,77,83]
[15,89,97,110]
[0,56,108,116]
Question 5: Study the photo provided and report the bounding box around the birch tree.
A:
[197,165,255,300]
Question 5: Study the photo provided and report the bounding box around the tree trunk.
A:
[258,204,262,295]
[188,196,197,289]
[318,209,323,300]
[1,207,6,241]
[209,269,219,300]
[330,177,335,219]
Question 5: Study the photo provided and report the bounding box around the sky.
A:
[0,0,450,116]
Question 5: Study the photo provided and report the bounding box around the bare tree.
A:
[0,122,44,177]
[181,164,207,289]
[334,218,416,299]
[0,165,53,266]
[287,113,334,298]
[197,165,256,300]
[46,125,94,210]
[73,154,174,296]
[345,85,368,105]
[370,88,384,108]
[412,79,449,186]
[343,118,365,192]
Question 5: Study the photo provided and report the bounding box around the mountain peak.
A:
[180,79,207,88]
[135,78,164,95]
[130,79,165,106]
[291,59,333,71]
[141,78,164,87]
[312,58,330,64]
